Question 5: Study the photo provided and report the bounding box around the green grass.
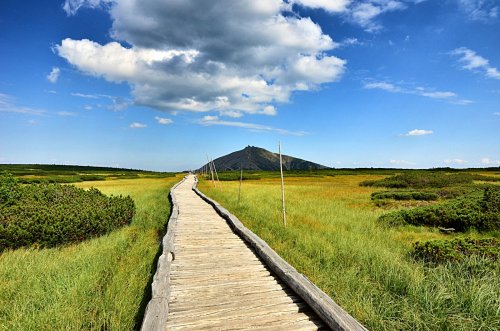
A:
[0,164,175,184]
[0,176,180,330]
[198,175,500,331]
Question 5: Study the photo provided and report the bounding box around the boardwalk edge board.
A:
[193,179,368,331]
[141,176,187,331]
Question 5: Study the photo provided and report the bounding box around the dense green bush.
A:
[0,173,135,251]
[379,186,500,231]
[413,238,500,263]
[0,172,21,207]
[371,190,438,201]
[361,172,475,188]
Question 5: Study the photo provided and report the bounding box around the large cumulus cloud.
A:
[58,0,345,116]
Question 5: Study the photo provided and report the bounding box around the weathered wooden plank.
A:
[140,176,186,331]
[193,180,368,331]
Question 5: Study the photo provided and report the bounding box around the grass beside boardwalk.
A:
[0,176,180,330]
[198,175,500,331]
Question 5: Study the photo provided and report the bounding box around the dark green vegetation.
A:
[379,186,500,231]
[0,172,135,251]
[0,166,180,329]
[0,163,175,183]
[371,190,438,201]
[360,171,500,188]
[413,238,499,264]
[369,171,500,265]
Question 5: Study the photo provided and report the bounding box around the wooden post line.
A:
[238,165,243,204]
[279,141,286,227]
[211,157,221,190]
[206,154,216,188]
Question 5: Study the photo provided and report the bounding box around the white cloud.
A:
[346,1,409,32]
[481,158,500,165]
[451,47,500,80]
[130,122,147,129]
[71,92,100,99]
[420,91,456,99]
[57,0,345,117]
[155,116,173,125]
[364,81,401,92]
[0,93,45,115]
[444,159,468,165]
[389,159,416,166]
[457,0,498,21]
[292,0,350,12]
[364,80,471,104]
[63,0,114,16]
[494,112,500,116]
[403,129,433,136]
[199,115,307,136]
[340,37,364,46]
[47,67,60,83]
[57,111,77,116]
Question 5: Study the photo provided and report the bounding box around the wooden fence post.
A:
[279,141,286,227]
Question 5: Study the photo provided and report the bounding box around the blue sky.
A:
[1,0,499,171]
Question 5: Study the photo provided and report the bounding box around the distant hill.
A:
[199,146,329,171]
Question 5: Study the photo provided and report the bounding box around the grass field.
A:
[0,176,180,330]
[198,175,500,331]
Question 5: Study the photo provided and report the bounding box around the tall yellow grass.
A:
[199,175,500,331]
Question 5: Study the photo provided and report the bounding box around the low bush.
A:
[371,190,438,201]
[0,172,135,251]
[361,172,475,188]
[378,186,500,231]
[412,238,500,263]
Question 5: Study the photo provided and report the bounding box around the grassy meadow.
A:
[198,174,500,331]
[0,175,180,330]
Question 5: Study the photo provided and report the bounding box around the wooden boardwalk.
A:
[167,175,326,330]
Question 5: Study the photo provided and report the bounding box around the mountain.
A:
[199,146,329,171]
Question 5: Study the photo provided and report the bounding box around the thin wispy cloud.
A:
[364,80,472,104]
[57,111,77,117]
[444,158,468,165]
[481,157,500,165]
[339,37,364,47]
[71,92,100,99]
[457,0,498,22]
[71,92,130,111]
[63,0,113,16]
[155,116,173,125]
[292,0,350,13]
[390,159,416,166]
[0,93,45,115]
[451,47,500,80]
[402,129,433,136]
[46,67,60,83]
[198,115,307,136]
[58,0,346,117]
[130,122,147,129]
[494,112,500,116]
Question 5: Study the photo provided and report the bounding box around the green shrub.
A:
[378,211,406,226]
[0,178,135,251]
[362,172,475,189]
[413,238,500,263]
[0,172,21,207]
[371,190,438,201]
[378,186,500,231]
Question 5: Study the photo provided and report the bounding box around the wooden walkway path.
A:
[166,175,326,330]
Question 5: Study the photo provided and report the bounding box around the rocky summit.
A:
[199,146,328,171]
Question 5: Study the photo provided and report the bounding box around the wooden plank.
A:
[193,179,369,331]
[144,175,333,331]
